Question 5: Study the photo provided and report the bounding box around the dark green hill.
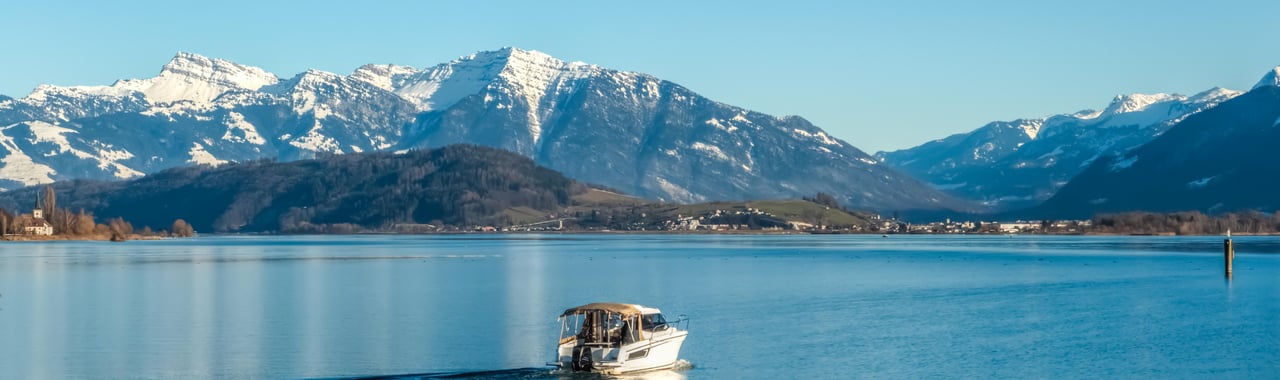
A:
[0,144,587,232]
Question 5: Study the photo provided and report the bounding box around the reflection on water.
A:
[1,235,1278,378]
[503,241,549,367]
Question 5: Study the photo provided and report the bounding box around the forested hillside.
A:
[0,145,587,232]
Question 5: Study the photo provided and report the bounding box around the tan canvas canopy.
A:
[560,302,642,317]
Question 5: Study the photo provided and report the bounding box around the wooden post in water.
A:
[1224,230,1234,278]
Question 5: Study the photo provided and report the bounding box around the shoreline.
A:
[3,231,1269,242]
[0,234,169,242]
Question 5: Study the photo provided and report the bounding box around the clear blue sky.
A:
[3,0,1278,152]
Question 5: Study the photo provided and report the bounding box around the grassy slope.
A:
[503,206,548,225]
[570,189,649,207]
[746,200,871,226]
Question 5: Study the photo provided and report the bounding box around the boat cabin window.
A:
[562,311,642,345]
[642,313,668,330]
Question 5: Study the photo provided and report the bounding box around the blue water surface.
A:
[0,234,1277,379]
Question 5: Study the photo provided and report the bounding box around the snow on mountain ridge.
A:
[881,84,1245,209]
[268,69,344,114]
[187,142,228,167]
[1018,119,1044,139]
[5,84,149,122]
[350,63,418,92]
[0,48,965,211]
[11,48,628,129]
[220,112,265,145]
[346,47,618,145]
[366,47,602,114]
[115,52,279,106]
[25,121,143,179]
[492,48,602,144]
[381,52,509,112]
[24,84,135,102]
[0,124,57,186]
[1092,88,1243,130]
[1190,87,1243,103]
[1253,66,1280,90]
[1072,109,1103,120]
[1101,93,1182,116]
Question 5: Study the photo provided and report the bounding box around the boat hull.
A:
[552,331,688,375]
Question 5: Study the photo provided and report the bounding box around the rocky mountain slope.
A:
[1028,71,1280,218]
[0,48,965,211]
[878,87,1240,209]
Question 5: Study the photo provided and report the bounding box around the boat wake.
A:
[324,367,550,379]
[671,360,695,371]
[329,361,693,379]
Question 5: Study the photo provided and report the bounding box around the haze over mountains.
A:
[0,48,963,212]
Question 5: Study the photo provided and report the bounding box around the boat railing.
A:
[671,314,690,331]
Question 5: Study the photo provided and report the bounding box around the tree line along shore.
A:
[0,186,194,242]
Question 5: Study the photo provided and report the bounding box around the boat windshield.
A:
[641,313,668,330]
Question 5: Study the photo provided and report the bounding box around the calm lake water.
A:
[1,234,1278,379]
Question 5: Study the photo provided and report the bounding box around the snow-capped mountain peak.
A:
[881,82,1245,210]
[465,46,586,71]
[1071,109,1103,120]
[403,52,508,111]
[1253,66,1280,90]
[24,84,134,103]
[350,63,418,92]
[8,83,148,122]
[366,47,602,113]
[115,52,279,105]
[291,69,342,86]
[1189,86,1243,104]
[1101,93,1182,116]
[0,48,964,212]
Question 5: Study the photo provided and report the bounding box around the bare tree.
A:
[73,210,96,236]
[171,219,195,237]
[108,217,133,241]
[41,185,56,219]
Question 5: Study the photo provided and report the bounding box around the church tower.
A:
[33,191,43,219]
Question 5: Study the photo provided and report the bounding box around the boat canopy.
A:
[561,302,644,317]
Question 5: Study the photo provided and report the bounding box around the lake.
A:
[1,234,1277,378]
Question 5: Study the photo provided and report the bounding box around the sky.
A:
[3,0,1279,153]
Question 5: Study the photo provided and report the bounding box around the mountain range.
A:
[1028,80,1280,219]
[0,48,965,212]
[878,87,1241,210]
[7,48,1280,219]
[881,66,1280,218]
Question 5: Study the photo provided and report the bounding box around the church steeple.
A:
[33,190,43,220]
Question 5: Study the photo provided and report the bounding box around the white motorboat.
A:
[548,302,689,375]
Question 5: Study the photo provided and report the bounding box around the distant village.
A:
[865,218,1094,235]
[479,206,1093,235]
